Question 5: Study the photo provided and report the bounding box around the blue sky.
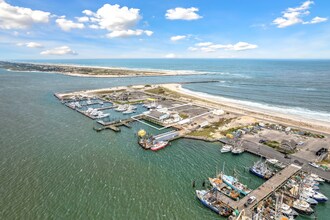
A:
[0,0,329,59]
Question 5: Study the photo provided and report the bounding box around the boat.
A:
[86,99,92,105]
[249,160,274,179]
[222,174,251,196]
[232,147,244,155]
[281,203,299,218]
[299,193,318,205]
[309,173,325,183]
[208,177,240,201]
[115,105,127,112]
[150,141,169,151]
[220,145,233,153]
[266,158,286,169]
[292,199,314,215]
[123,105,136,114]
[96,112,110,119]
[302,188,328,202]
[195,190,233,217]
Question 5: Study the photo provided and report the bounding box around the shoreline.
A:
[0,61,205,78]
[162,83,330,135]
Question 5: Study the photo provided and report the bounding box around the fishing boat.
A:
[195,190,233,217]
[302,188,328,202]
[309,173,325,183]
[266,158,286,169]
[220,145,233,153]
[232,147,244,155]
[222,174,251,196]
[280,203,299,218]
[150,141,169,151]
[292,199,314,215]
[299,193,318,205]
[208,177,240,201]
[249,160,274,179]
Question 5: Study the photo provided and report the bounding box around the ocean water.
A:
[1,61,330,219]
[19,59,330,123]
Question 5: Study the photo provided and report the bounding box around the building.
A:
[144,110,170,123]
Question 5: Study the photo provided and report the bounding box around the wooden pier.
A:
[218,164,301,218]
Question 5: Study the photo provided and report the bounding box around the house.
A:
[144,110,170,122]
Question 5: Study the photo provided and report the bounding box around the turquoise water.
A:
[0,64,330,219]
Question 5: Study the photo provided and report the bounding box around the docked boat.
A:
[123,105,136,114]
[222,174,251,196]
[302,188,328,202]
[231,147,244,155]
[115,105,127,112]
[208,177,240,201]
[150,141,169,151]
[220,145,233,153]
[266,158,286,169]
[96,112,110,119]
[281,203,299,218]
[249,160,274,179]
[299,193,318,205]
[86,99,92,105]
[292,199,314,215]
[195,190,233,217]
[309,173,325,183]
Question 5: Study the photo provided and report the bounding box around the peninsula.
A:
[0,61,197,77]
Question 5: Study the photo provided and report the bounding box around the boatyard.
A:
[54,83,330,219]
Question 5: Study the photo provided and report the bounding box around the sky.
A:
[0,0,329,59]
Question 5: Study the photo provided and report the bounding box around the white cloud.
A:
[76,16,89,23]
[56,16,84,31]
[273,1,327,28]
[82,4,152,38]
[107,29,153,38]
[170,35,186,41]
[165,7,202,20]
[195,42,213,47]
[188,47,198,51]
[40,46,77,55]
[165,53,176,58]
[0,0,50,30]
[190,41,258,52]
[82,10,94,16]
[17,42,43,48]
[304,16,328,24]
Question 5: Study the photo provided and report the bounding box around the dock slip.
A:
[219,164,301,218]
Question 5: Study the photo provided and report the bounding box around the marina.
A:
[53,83,330,219]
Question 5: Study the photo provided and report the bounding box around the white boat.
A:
[281,203,299,218]
[86,99,92,105]
[292,199,314,215]
[266,158,286,169]
[232,147,244,155]
[123,105,136,114]
[96,112,109,119]
[299,193,318,205]
[310,173,325,183]
[220,145,233,153]
[115,105,127,112]
[302,188,328,202]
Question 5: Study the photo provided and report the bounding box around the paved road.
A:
[241,140,330,182]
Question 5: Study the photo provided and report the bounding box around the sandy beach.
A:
[162,83,330,135]
[0,61,203,78]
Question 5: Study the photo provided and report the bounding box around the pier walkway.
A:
[216,164,301,217]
